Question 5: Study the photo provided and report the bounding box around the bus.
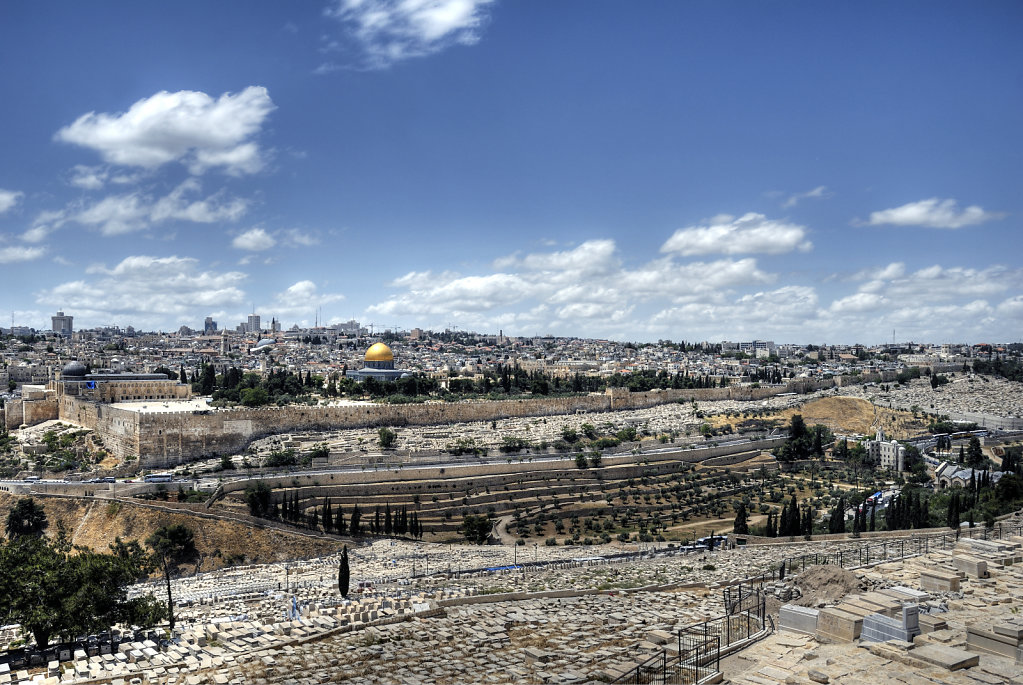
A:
[144,472,173,483]
[23,475,40,482]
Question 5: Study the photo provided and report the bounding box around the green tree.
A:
[198,363,216,395]
[338,545,350,598]
[146,524,197,632]
[244,481,273,518]
[0,534,163,649]
[732,502,750,535]
[378,427,397,448]
[5,497,48,538]
[966,437,985,468]
[240,387,270,407]
[350,505,362,536]
[460,514,493,544]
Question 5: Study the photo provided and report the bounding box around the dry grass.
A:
[710,395,929,439]
[0,492,342,569]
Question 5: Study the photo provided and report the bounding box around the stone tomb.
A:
[918,568,961,593]
[779,604,819,635]
[860,605,920,644]
[815,607,863,643]
[952,554,990,578]
[966,618,1023,663]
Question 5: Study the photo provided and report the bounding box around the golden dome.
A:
[365,342,394,362]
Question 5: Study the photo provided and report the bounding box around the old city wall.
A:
[62,396,140,459]
[62,377,820,465]
[132,383,809,466]
[3,396,59,430]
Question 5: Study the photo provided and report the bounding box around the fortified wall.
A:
[88,380,827,466]
[14,372,852,466]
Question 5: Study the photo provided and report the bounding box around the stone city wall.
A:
[58,379,818,464]
[62,396,141,459]
[3,396,59,430]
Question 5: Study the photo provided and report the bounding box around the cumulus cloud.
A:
[0,188,24,214]
[369,239,779,338]
[782,185,831,208]
[261,280,345,323]
[851,262,905,281]
[150,179,247,224]
[661,213,812,256]
[71,181,248,236]
[55,87,275,176]
[37,256,247,326]
[0,245,46,263]
[321,0,494,70]
[866,198,1003,229]
[232,227,277,251]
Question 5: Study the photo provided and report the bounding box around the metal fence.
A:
[755,520,1023,583]
[612,588,768,684]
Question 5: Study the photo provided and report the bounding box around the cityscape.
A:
[2,2,1023,685]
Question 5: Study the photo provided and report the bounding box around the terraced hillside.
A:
[213,447,778,545]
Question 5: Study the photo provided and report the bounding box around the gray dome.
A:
[255,338,275,348]
[62,361,87,377]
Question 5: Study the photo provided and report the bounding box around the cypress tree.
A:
[350,505,362,536]
[338,546,350,598]
[336,505,347,535]
[385,504,393,536]
[323,498,333,533]
[869,502,876,532]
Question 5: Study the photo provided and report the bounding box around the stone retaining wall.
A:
[54,380,826,464]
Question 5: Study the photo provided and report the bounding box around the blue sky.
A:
[0,1,1020,344]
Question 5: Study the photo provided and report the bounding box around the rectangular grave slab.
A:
[816,607,863,643]
[912,644,980,671]
[779,605,819,635]
[953,555,990,578]
[919,570,960,593]
[965,625,1021,659]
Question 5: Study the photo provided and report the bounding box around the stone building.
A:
[346,342,411,382]
[52,361,191,403]
[867,428,906,472]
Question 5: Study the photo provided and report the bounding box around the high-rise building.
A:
[247,314,261,333]
[51,311,73,337]
[204,316,218,335]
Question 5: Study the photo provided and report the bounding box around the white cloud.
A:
[851,262,905,281]
[322,0,494,69]
[261,280,345,323]
[0,188,24,214]
[661,213,812,256]
[996,296,1023,319]
[69,165,108,190]
[70,181,248,236]
[75,193,150,235]
[0,245,46,263]
[21,209,68,243]
[782,185,831,208]
[232,227,277,251]
[37,256,247,326]
[369,239,779,338]
[866,198,1003,229]
[829,292,886,313]
[55,87,276,176]
[150,179,248,224]
[282,228,319,247]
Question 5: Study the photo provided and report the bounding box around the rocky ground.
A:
[843,375,1023,422]
[4,527,997,685]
